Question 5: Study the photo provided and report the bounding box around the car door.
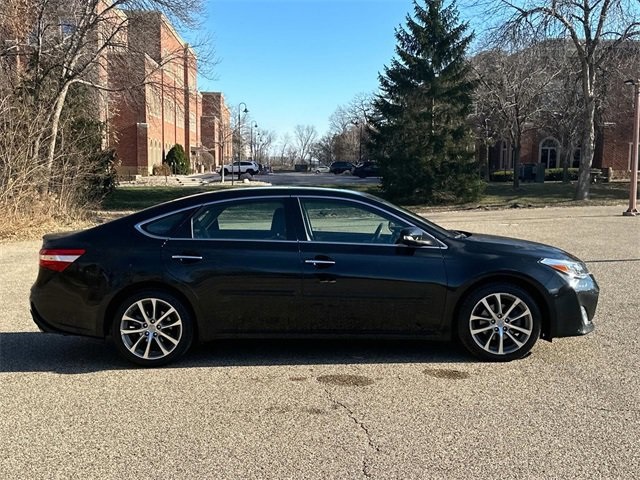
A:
[161,196,302,339]
[296,196,448,334]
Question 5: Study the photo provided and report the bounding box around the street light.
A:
[352,120,363,163]
[250,122,258,161]
[235,102,249,186]
[623,80,639,216]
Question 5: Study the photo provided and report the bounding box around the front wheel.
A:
[457,284,541,361]
[112,290,194,367]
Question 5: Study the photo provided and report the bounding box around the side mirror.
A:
[397,227,435,247]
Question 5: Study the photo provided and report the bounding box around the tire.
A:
[112,290,194,367]
[457,283,541,361]
[247,169,255,175]
[223,169,229,175]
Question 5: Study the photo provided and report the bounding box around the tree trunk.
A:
[46,83,71,175]
[512,143,520,189]
[484,141,490,181]
[562,139,574,184]
[575,66,596,200]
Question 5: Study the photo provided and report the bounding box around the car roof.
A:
[128,187,377,218]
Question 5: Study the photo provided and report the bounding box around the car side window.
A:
[299,198,410,244]
[141,209,194,237]
[192,199,288,240]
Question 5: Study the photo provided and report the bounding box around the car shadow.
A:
[0,332,473,374]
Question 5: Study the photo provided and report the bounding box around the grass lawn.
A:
[478,182,630,207]
[101,181,631,212]
[102,186,211,211]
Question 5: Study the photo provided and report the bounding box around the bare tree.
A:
[324,93,375,163]
[472,41,562,187]
[254,129,275,165]
[293,124,318,165]
[484,0,640,198]
[0,0,211,234]
[2,0,208,178]
[273,133,293,168]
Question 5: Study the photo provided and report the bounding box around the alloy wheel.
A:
[468,292,534,356]
[119,298,183,360]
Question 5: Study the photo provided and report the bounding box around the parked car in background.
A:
[219,161,260,176]
[329,161,354,174]
[314,165,330,174]
[353,161,380,178]
[31,187,598,367]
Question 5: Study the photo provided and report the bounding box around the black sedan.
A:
[353,161,380,178]
[31,187,598,366]
[329,161,354,174]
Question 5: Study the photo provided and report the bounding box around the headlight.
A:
[539,258,589,279]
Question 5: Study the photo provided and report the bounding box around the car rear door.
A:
[295,196,448,335]
[161,196,302,339]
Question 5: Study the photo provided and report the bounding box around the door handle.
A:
[304,259,336,268]
[172,255,203,263]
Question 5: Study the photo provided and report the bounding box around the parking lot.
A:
[1,205,639,479]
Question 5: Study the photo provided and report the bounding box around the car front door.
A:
[296,196,448,335]
[162,196,302,339]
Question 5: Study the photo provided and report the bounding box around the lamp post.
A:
[624,80,639,216]
[235,102,248,185]
[250,122,258,160]
[255,131,262,165]
[352,120,363,163]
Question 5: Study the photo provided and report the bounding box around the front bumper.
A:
[551,274,599,338]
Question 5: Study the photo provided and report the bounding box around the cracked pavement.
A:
[1,204,639,479]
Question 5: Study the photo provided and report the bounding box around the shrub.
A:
[165,144,189,175]
[153,163,172,177]
[83,148,120,202]
[490,170,514,182]
[490,167,580,182]
[544,168,579,181]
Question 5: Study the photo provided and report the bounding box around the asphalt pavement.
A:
[1,205,639,479]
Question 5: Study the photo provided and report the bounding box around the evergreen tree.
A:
[369,0,483,204]
[165,144,190,175]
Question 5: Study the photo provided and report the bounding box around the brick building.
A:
[200,92,233,172]
[107,11,200,176]
[486,119,636,179]
[482,46,639,179]
[106,10,231,176]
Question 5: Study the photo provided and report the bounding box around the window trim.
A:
[135,193,447,249]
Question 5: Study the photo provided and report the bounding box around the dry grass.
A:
[0,210,97,243]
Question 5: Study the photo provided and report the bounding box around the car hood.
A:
[460,233,582,262]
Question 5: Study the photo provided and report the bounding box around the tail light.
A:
[39,249,85,272]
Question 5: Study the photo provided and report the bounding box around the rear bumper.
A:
[30,281,102,337]
[30,303,73,335]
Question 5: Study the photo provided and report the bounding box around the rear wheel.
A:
[112,290,194,367]
[457,283,541,361]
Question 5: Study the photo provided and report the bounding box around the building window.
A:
[499,140,514,170]
[572,148,581,168]
[540,138,559,168]
[629,143,640,171]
